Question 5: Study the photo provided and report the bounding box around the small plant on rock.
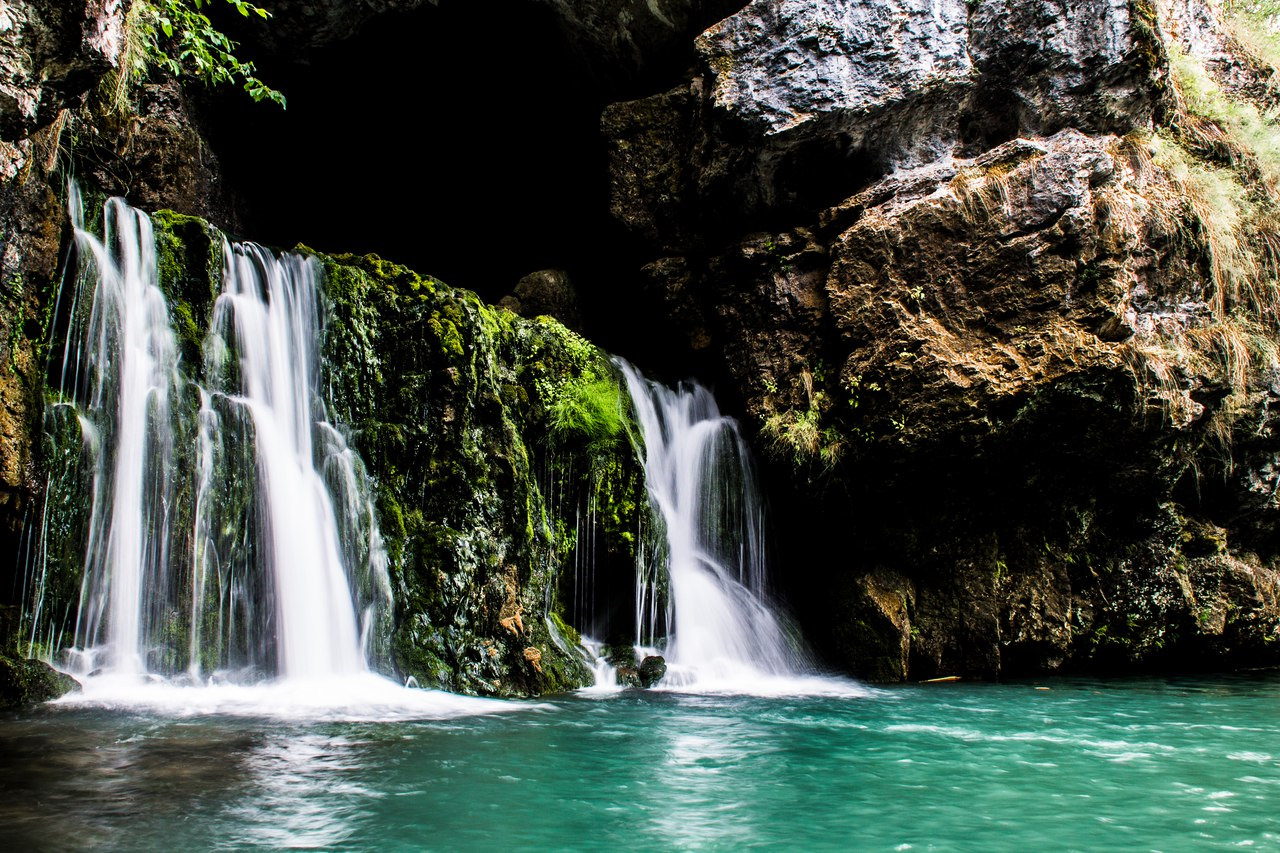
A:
[105,0,285,113]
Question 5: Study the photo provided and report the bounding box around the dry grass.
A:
[97,0,152,117]
[950,165,1014,226]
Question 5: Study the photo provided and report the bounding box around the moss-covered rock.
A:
[307,250,647,696]
[151,209,222,372]
[0,652,77,710]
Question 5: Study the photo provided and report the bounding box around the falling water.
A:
[63,188,181,677]
[38,188,393,691]
[206,245,367,679]
[618,360,809,689]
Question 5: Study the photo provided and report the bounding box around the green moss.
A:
[0,652,78,709]
[550,377,626,447]
[548,610,581,648]
[151,210,222,370]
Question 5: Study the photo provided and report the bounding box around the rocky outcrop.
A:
[317,250,646,695]
[0,0,125,141]
[605,0,1169,246]
[697,0,971,186]
[602,0,1280,680]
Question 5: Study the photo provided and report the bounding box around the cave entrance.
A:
[205,0,615,305]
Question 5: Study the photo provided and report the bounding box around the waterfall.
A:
[204,244,374,679]
[65,188,181,677]
[45,188,390,688]
[618,360,810,689]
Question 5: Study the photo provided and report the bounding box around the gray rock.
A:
[968,0,1165,139]
[697,0,971,151]
[691,0,972,215]
[605,0,1170,249]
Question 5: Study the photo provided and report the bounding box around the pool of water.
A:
[3,674,1278,850]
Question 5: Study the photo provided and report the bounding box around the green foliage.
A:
[549,377,625,448]
[762,365,849,471]
[117,0,285,109]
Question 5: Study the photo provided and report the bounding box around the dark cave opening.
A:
[202,0,698,373]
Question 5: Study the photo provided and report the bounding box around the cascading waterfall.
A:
[63,187,182,677]
[39,187,394,695]
[619,360,810,689]
[206,244,368,679]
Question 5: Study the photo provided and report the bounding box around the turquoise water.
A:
[3,675,1278,850]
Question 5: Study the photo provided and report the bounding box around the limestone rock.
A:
[697,0,971,155]
[0,0,125,140]
[605,0,1170,249]
[967,0,1166,140]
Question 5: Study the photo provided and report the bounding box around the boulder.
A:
[637,654,666,687]
[0,653,78,710]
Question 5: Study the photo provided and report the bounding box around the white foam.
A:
[52,672,535,722]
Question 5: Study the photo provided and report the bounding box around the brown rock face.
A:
[601,0,1280,680]
[0,0,125,141]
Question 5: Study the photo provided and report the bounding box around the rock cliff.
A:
[4,0,1280,691]
[602,0,1280,679]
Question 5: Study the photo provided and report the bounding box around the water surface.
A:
[3,675,1278,850]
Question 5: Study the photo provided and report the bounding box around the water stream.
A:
[619,361,812,691]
